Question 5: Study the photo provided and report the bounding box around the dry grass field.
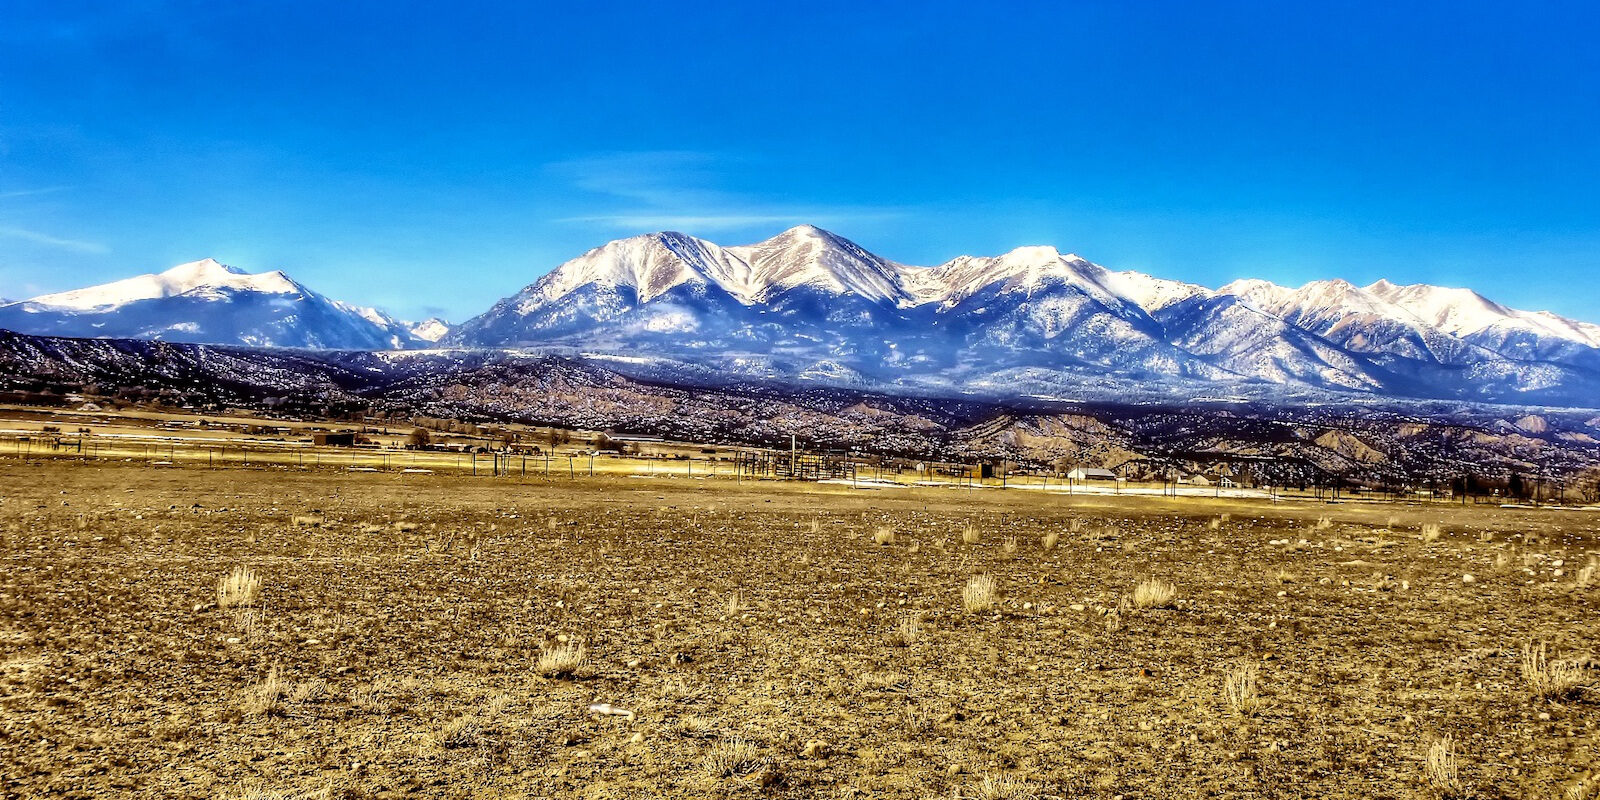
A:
[1,460,1596,799]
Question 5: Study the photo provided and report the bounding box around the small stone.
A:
[1070,604,1086,612]
[225,637,240,644]
[1462,574,1476,584]
[947,764,964,776]
[1538,712,1551,721]
[802,740,828,759]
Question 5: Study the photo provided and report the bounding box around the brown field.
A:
[1,459,1596,799]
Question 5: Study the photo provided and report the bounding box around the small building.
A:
[1067,467,1118,482]
[1184,474,1212,487]
[312,432,356,447]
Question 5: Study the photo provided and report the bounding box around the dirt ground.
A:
[0,460,1595,799]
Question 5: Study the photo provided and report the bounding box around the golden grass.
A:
[536,639,588,679]
[962,520,981,545]
[887,613,921,647]
[216,566,262,609]
[964,772,1039,800]
[240,665,285,717]
[872,525,896,546]
[1424,734,1462,795]
[963,574,997,614]
[702,737,766,777]
[1521,641,1583,701]
[1131,578,1177,610]
[1040,530,1059,551]
[1421,522,1444,543]
[1222,660,1263,715]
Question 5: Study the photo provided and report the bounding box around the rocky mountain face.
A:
[448,226,1600,405]
[0,259,428,350]
[6,228,1600,406]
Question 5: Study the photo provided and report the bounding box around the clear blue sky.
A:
[2,1,1598,323]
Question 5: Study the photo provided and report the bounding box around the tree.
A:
[407,427,432,448]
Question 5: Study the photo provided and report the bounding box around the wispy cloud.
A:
[0,186,69,200]
[0,226,109,254]
[546,151,906,234]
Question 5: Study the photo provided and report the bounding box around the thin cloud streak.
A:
[547,151,908,235]
[0,226,109,254]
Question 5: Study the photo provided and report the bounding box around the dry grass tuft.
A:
[963,772,1039,800]
[1421,522,1444,543]
[962,520,981,545]
[702,737,767,777]
[1424,734,1462,795]
[1222,660,1263,715]
[291,514,325,528]
[963,574,998,614]
[434,714,482,748]
[888,613,921,647]
[1314,516,1334,531]
[1578,561,1595,590]
[536,639,588,679]
[1001,536,1017,555]
[1040,530,1059,551]
[216,566,262,609]
[872,526,896,546]
[241,665,286,717]
[724,591,744,616]
[1131,578,1177,610]
[1521,641,1584,701]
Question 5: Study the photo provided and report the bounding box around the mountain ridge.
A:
[6,227,1599,406]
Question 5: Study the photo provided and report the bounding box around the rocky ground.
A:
[1,460,1596,799]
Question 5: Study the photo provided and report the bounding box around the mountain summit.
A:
[1,259,423,350]
[447,226,1600,404]
[5,229,1598,405]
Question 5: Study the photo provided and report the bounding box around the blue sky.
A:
[2,1,1598,323]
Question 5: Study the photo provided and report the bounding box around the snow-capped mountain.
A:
[408,317,452,342]
[449,226,1600,405]
[0,258,424,350]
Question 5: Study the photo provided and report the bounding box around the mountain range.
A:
[5,227,1600,406]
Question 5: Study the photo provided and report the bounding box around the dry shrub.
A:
[888,613,921,647]
[723,591,744,616]
[1578,562,1596,590]
[809,517,822,534]
[872,526,896,546]
[1421,522,1444,543]
[1314,516,1333,531]
[962,520,981,545]
[1131,578,1177,610]
[241,665,286,717]
[1223,661,1263,715]
[434,714,481,748]
[291,514,325,528]
[1040,530,1059,551]
[1424,735,1462,795]
[1001,536,1017,555]
[1521,641,1584,701]
[963,574,997,614]
[217,567,262,609]
[536,639,588,679]
[963,772,1039,800]
[702,737,766,777]
[1272,567,1296,584]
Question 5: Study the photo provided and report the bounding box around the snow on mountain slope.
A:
[451,226,1600,403]
[725,224,915,304]
[1367,279,1600,350]
[408,318,452,342]
[22,258,301,311]
[0,258,423,350]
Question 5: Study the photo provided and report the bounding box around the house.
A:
[1184,474,1212,487]
[1067,467,1118,482]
